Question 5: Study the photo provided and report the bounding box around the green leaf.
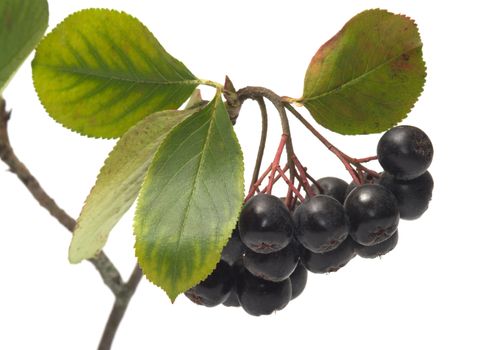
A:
[0,0,48,92]
[69,107,199,263]
[301,9,426,135]
[32,9,198,138]
[134,92,244,302]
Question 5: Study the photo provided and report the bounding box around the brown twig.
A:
[0,98,142,350]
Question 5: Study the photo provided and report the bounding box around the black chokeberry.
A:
[243,240,299,282]
[237,269,292,316]
[356,230,399,259]
[184,260,233,307]
[301,236,356,273]
[221,227,245,265]
[293,195,348,253]
[239,194,294,254]
[222,289,240,307]
[289,262,307,300]
[344,184,399,246]
[378,171,434,220]
[308,177,348,204]
[377,125,433,180]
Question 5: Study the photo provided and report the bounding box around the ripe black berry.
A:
[184,260,233,307]
[243,240,299,282]
[378,171,434,220]
[344,184,399,246]
[301,236,356,273]
[308,177,348,204]
[377,125,433,180]
[355,230,399,259]
[222,289,240,307]
[289,262,307,300]
[293,195,348,253]
[237,269,292,316]
[221,227,245,265]
[239,194,294,254]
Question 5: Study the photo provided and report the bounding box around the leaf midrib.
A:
[169,98,219,290]
[36,63,200,86]
[303,45,422,102]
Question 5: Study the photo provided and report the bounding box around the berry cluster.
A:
[185,125,434,316]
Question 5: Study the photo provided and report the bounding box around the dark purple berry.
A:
[344,184,399,246]
[239,194,294,254]
[377,125,433,180]
[301,237,356,273]
[221,227,245,265]
[243,240,299,282]
[237,269,292,316]
[356,230,399,259]
[222,289,240,307]
[184,260,233,307]
[308,177,348,204]
[289,262,307,300]
[293,195,348,253]
[378,171,434,220]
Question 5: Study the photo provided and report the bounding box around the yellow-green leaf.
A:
[0,0,48,92]
[32,9,198,138]
[302,9,426,135]
[134,92,244,302]
[69,108,199,263]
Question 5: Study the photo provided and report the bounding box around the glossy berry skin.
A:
[236,269,292,316]
[301,236,356,273]
[243,240,299,282]
[344,184,399,246]
[239,194,294,254]
[222,289,240,307]
[221,227,245,265]
[378,171,434,220]
[184,260,233,307]
[289,262,308,300]
[308,177,348,204]
[293,195,349,253]
[377,125,433,180]
[356,231,399,259]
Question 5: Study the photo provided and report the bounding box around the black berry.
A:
[378,171,434,220]
[222,289,240,307]
[308,177,348,204]
[237,269,292,316]
[239,194,294,254]
[293,195,348,253]
[289,262,308,300]
[344,184,399,246]
[356,231,399,259]
[221,227,245,265]
[301,237,356,273]
[185,260,233,307]
[377,125,433,180]
[243,240,299,282]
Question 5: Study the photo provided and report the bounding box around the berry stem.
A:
[250,97,269,187]
[291,155,315,197]
[275,166,305,202]
[245,164,272,202]
[266,134,288,194]
[284,103,378,185]
[260,164,289,194]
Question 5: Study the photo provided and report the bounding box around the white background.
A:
[1,0,484,349]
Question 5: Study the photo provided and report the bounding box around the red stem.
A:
[266,134,288,194]
[245,164,272,201]
[275,167,305,202]
[291,155,315,197]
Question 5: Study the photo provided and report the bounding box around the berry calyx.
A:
[239,194,294,254]
[344,184,399,246]
[293,195,349,253]
[377,125,433,180]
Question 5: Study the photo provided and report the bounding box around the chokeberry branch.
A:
[0,98,141,350]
